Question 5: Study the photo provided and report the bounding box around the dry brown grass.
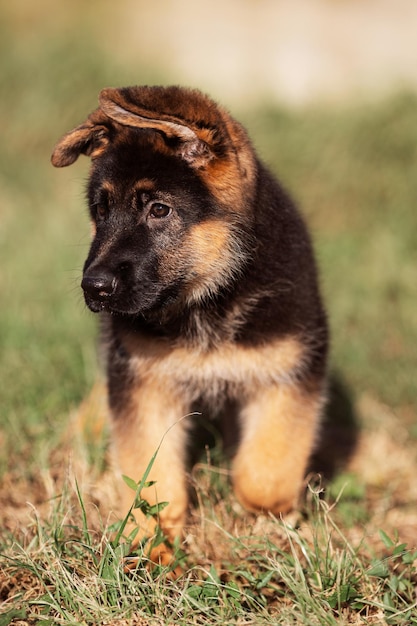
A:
[1,384,416,625]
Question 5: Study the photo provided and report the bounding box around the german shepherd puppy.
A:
[52,86,328,566]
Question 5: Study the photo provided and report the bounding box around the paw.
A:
[123,541,183,579]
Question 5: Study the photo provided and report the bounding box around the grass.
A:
[1,3,417,624]
[1,472,416,625]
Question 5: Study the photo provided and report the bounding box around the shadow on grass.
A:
[191,370,359,486]
[309,371,359,480]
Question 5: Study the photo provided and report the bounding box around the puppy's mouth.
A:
[81,274,181,318]
[83,295,112,313]
[82,290,151,316]
[82,287,147,316]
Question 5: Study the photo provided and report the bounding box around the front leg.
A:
[232,381,324,514]
[110,375,189,565]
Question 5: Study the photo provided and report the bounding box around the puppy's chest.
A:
[120,333,306,403]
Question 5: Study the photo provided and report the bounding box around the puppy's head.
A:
[52,86,257,317]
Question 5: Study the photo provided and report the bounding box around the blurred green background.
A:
[1,0,416,475]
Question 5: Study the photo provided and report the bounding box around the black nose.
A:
[81,269,117,300]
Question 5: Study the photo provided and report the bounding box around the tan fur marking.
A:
[89,143,108,160]
[124,332,306,395]
[183,219,247,302]
[100,180,115,193]
[201,158,244,210]
[232,383,323,513]
[198,114,257,211]
[188,221,229,263]
[111,377,189,546]
[156,217,247,305]
[184,220,231,296]
[134,178,155,192]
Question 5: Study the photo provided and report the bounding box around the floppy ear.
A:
[99,87,214,168]
[51,121,109,167]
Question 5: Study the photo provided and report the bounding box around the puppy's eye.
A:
[95,205,108,222]
[149,203,172,219]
